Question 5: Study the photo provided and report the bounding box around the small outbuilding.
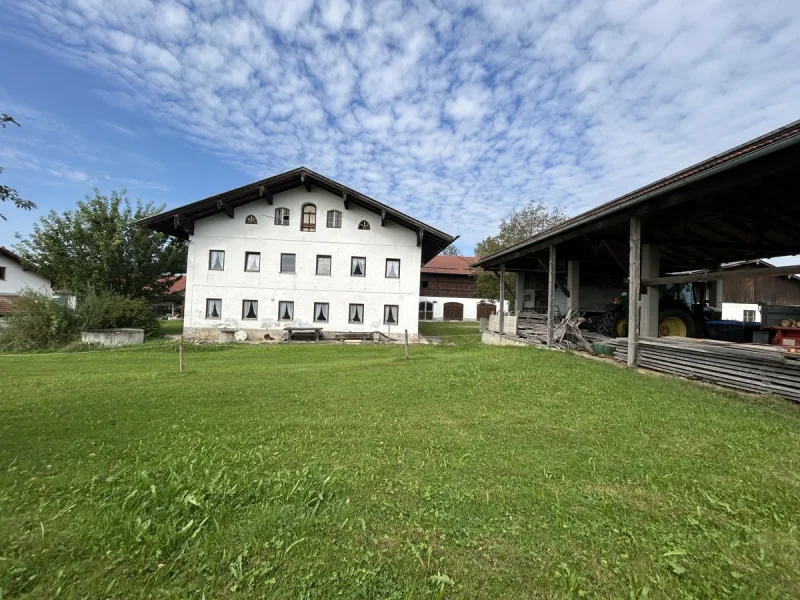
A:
[474,120,800,400]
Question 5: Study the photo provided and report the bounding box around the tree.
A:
[14,189,186,297]
[474,201,568,308]
[1,113,36,221]
[440,243,462,256]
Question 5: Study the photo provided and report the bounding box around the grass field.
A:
[419,321,480,345]
[1,330,799,598]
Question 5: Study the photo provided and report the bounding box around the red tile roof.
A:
[0,294,18,315]
[158,275,186,294]
[421,255,476,276]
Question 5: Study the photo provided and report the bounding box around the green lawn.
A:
[419,321,480,345]
[1,342,799,598]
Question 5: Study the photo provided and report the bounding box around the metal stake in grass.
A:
[404,329,409,360]
[179,335,184,374]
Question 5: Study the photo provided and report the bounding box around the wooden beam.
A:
[643,264,800,287]
[381,209,386,226]
[342,192,349,210]
[259,186,273,205]
[499,262,505,335]
[547,245,556,347]
[173,214,194,235]
[647,237,797,255]
[599,240,628,275]
[417,228,424,247]
[216,199,234,219]
[536,258,570,298]
[301,173,311,192]
[627,217,641,368]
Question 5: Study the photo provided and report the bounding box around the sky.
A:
[1,0,799,260]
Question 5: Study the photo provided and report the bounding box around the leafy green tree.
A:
[474,201,567,307]
[440,243,463,257]
[14,189,186,297]
[1,113,36,221]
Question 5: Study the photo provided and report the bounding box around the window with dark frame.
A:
[301,204,317,232]
[278,301,294,321]
[384,304,399,325]
[316,255,331,276]
[349,303,364,324]
[209,250,225,270]
[206,298,222,319]
[242,299,258,319]
[245,214,258,224]
[0,266,5,280]
[245,252,261,272]
[280,253,296,273]
[314,302,329,322]
[385,258,400,278]
[326,210,342,228]
[419,301,433,321]
[351,256,366,277]
[358,220,370,230]
[274,208,290,226]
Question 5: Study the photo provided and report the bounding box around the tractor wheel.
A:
[658,308,696,338]
[598,310,627,338]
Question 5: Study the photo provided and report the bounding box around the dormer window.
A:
[245,215,257,224]
[358,220,370,230]
[274,208,290,226]
[301,204,317,232]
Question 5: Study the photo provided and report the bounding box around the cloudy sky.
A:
[1,0,798,255]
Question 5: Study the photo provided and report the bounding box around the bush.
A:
[0,291,81,351]
[77,289,160,338]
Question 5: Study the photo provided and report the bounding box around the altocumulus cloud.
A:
[5,0,800,248]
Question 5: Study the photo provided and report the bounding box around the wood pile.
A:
[516,310,598,352]
[607,336,800,402]
[780,319,800,328]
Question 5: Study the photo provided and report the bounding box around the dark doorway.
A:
[443,302,464,321]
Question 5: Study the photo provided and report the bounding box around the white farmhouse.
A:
[139,168,455,341]
[0,246,52,315]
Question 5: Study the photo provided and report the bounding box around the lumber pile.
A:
[516,309,596,352]
[608,336,800,402]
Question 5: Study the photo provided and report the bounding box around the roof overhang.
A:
[473,120,800,271]
[137,167,457,264]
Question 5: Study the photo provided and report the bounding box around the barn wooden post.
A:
[498,262,506,334]
[547,244,556,347]
[567,260,580,314]
[627,217,642,367]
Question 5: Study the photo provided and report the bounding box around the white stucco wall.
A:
[184,185,422,339]
[418,296,509,321]
[0,254,52,295]
[721,302,761,322]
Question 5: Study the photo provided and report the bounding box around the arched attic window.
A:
[245,215,257,224]
[301,204,317,232]
[358,220,370,230]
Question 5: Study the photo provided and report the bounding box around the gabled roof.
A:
[0,246,23,264]
[421,255,476,276]
[137,167,457,264]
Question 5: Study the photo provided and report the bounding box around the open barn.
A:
[474,120,800,401]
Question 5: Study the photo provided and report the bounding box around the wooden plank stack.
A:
[516,310,596,352]
[607,336,800,402]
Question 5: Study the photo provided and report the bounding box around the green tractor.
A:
[597,282,721,338]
